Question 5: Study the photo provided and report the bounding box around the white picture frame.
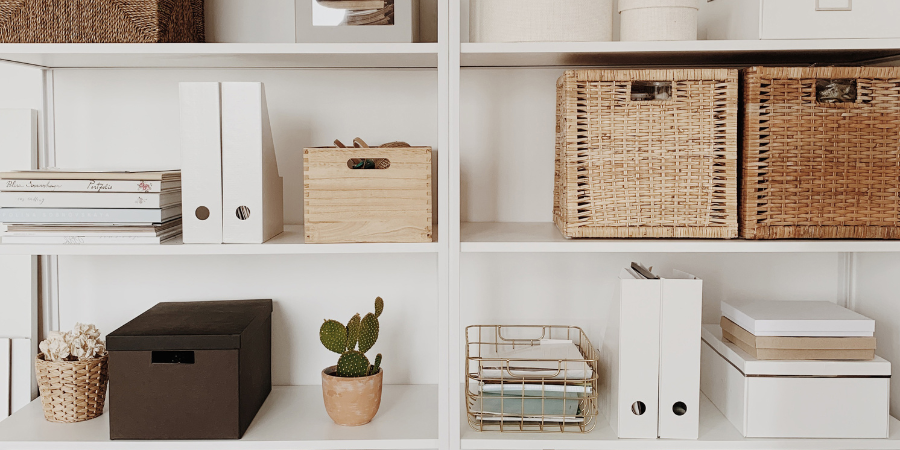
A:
[295,0,419,43]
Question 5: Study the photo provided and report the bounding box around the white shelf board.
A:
[461,393,900,450]
[0,43,439,69]
[0,385,438,450]
[461,39,900,67]
[461,222,900,253]
[0,225,439,255]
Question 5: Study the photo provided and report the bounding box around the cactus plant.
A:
[321,297,384,378]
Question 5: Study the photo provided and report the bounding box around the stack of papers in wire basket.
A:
[465,325,600,432]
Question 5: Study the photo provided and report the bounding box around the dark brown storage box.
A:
[107,299,272,440]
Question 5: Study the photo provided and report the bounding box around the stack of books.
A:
[720,300,876,360]
[0,170,182,245]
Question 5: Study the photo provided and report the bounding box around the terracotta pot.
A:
[321,366,383,426]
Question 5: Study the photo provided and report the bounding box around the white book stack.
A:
[0,170,182,245]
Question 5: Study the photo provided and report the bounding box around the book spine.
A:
[2,236,166,245]
[1,179,164,193]
[0,208,166,224]
[4,231,158,237]
[0,192,164,209]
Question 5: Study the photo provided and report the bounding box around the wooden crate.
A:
[304,146,432,243]
[553,69,739,239]
[742,66,900,239]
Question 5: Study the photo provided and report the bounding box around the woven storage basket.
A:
[743,66,900,239]
[0,0,204,43]
[553,69,739,239]
[35,353,109,423]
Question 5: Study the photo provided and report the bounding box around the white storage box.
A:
[699,0,900,40]
[469,0,613,43]
[721,300,875,337]
[700,325,891,438]
[619,0,699,41]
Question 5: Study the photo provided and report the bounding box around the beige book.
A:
[720,317,876,361]
[317,1,385,10]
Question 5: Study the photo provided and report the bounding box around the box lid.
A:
[107,299,273,351]
[701,325,891,377]
[721,300,874,337]
[720,317,877,351]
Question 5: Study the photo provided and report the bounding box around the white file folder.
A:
[603,268,661,439]
[658,270,703,439]
[10,338,34,414]
[221,82,284,244]
[180,82,224,244]
[0,338,10,420]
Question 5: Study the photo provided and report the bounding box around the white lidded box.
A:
[721,300,875,337]
[701,325,891,438]
[699,0,900,40]
[619,0,699,41]
[469,0,613,43]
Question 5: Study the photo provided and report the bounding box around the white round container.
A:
[619,0,699,41]
[469,0,613,43]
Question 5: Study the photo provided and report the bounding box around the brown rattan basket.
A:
[553,69,739,239]
[35,352,109,423]
[742,66,900,239]
[0,0,205,43]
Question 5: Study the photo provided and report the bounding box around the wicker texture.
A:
[553,69,739,238]
[742,66,900,239]
[35,353,109,423]
[0,0,204,43]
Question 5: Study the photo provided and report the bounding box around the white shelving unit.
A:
[0,43,440,69]
[460,394,900,450]
[1,1,900,450]
[0,385,439,449]
[0,225,440,255]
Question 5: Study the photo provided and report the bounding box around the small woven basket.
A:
[0,0,205,43]
[35,353,109,423]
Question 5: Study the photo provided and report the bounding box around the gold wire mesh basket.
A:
[465,325,600,433]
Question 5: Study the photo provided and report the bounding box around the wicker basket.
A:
[35,353,109,423]
[742,66,900,239]
[0,0,205,43]
[553,69,739,239]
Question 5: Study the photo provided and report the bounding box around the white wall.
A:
[58,253,439,386]
[849,254,900,418]
[0,63,42,340]
[461,252,844,369]
[43,65,441,387]
[51,68,438,225]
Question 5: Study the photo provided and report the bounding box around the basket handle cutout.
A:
[152,351,195,365]
[816,79,857,104]
[630,81,673,102]
[347,158,391,170]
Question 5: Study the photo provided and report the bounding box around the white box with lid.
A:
[699,0,900,40]
[700,325,891,438]
[469,0,613,43]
